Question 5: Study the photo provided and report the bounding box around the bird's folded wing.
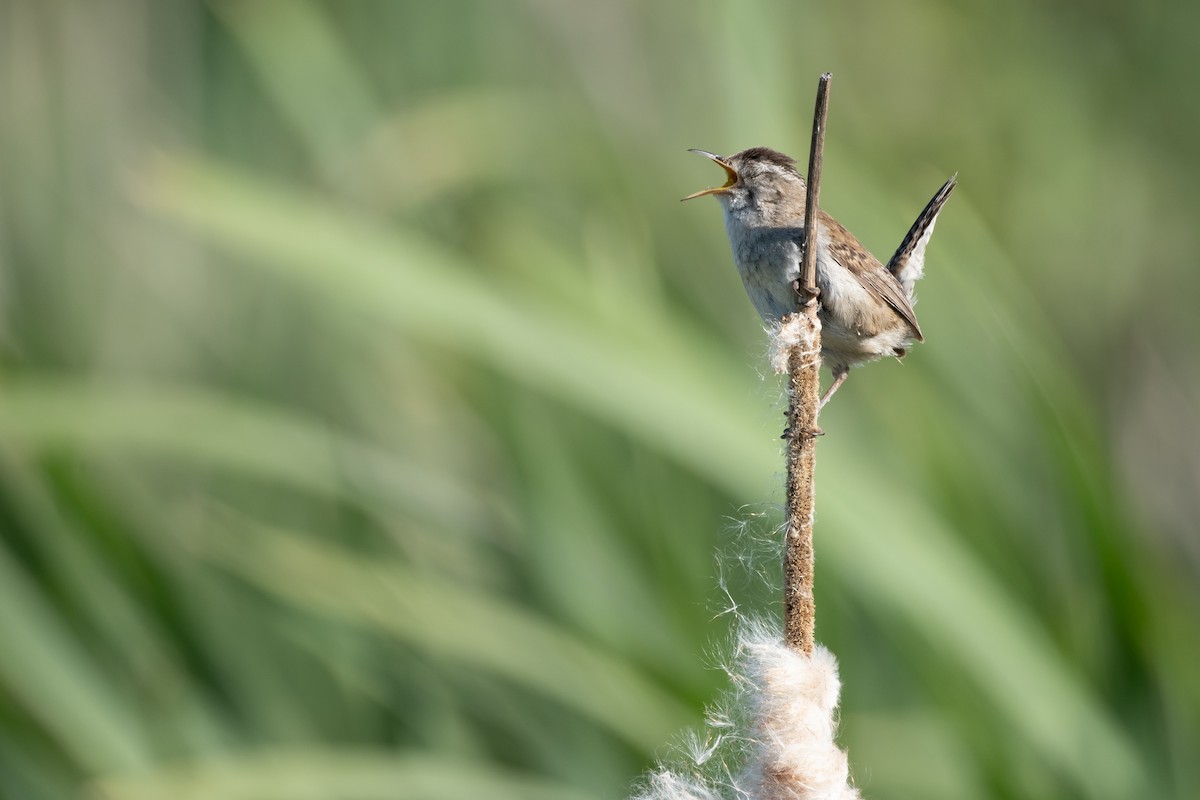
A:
[855,266,924,342]
[821,213,925,342]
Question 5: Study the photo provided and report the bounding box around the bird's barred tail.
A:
[886,175,957,297]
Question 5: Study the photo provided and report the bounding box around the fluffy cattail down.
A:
[632,626,859,800]
[769,315,820,376]
[738,636,860,800]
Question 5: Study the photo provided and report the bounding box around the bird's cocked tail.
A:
[886,175,957,298]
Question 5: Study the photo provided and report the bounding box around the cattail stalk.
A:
[783,73,831,655]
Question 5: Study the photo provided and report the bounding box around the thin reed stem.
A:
[783,72,831,655]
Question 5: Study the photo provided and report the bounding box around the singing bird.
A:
[685,146,955,406]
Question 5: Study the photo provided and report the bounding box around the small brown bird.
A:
[684,146,955,406]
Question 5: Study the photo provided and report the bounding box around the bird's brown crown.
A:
[731,147,801,176]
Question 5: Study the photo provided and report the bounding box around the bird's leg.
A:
[818,369,849,409]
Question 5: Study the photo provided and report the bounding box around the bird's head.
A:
[682,147,805,213]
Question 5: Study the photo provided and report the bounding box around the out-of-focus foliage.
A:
[1,2,1198,798]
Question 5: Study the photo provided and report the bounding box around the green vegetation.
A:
[2,2,1198,798]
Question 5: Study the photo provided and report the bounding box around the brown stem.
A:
[799,74,830,300]
[783,73,831,655]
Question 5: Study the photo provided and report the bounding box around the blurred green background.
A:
[2,1,1199,798]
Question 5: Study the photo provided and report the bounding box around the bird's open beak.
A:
[682,149,739,201]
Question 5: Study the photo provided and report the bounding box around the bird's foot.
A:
[791,279,821,304]
[782,425,824,440]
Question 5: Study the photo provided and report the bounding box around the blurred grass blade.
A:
[350,88,552,210]
[191,518,693,752]
[216,0,380,176]
[94,751,601,800]
[0,540,151,773]
[0,379,481,530]
[820,446,1149,799]
[135,154,770,491]
[0,456,232,755]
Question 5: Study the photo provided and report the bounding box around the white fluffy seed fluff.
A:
[631,623,860,800]
[768,314,821,376]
